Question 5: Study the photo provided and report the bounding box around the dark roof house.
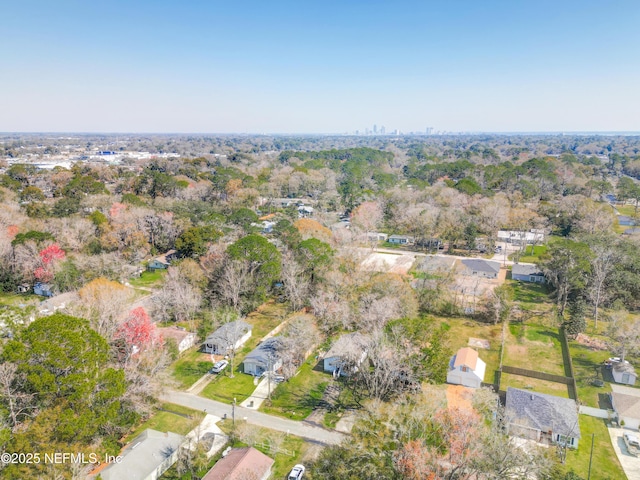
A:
[461,259,501,279]
[243,337,285,376]
[203,320,252,354]
[505,387,581,448]
[147,250,177,271]
[512,264,545,283]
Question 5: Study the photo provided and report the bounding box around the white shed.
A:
[446,347,486,388]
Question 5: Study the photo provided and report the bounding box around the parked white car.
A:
[288,464,305,479]
[624,432,640,457]
[209,360,229,374]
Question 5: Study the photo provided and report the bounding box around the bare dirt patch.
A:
[361,252,416,275]
[468,337,490,349]
[575,333,607,351]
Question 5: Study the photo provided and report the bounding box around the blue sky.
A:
[1,1,639,133]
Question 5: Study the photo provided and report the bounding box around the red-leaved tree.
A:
[115,307,156,355]
[39,244,65,265]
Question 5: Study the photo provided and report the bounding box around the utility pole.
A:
[587,433,595,480]
[232,397,236,427]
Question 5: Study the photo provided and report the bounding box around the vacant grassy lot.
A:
[505,323,565,376]
[125,403,205,442]
[261,360,329,420]
[514,245,548,263]
[128,269,166,288]
[436,316,502,380]
[172,348,213,389]
[200,366,258,404]
[0,292,39,306]
[564,415,626,480]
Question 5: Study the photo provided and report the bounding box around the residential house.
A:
[366,232,388,242]
[202,447,274,480]
[156,326,196,354]
[618,215,636,226]
[446,347,486,388]
[610,384,640,430]
[147,250,177,271]
[243,337,284,376]
[33,282,54,297]
[624,228,640,236]
[461,259,501,279]
[505,387,581,448]
[97,429,185,480]
[298,205,314,217]
[611,360,637,386]
[323,332,369,377]
[388,234,415,245]
[17,284,30,294]
[512,264,545,283]
[497,230,545,245]
[203,321,252,355]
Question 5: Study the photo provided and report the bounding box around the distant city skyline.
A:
[1,1,639,133]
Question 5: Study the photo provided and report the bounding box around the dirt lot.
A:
[361,252,417,275]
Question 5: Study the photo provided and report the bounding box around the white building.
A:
[446,347,486,388]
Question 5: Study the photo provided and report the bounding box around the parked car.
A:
[288,464,305,480]
[209,360,229,374]
[624,432,640,456]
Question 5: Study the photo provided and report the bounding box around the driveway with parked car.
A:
[609,426,640,480]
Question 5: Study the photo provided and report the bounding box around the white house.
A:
[610,384,640,430]
[461,259,501,279]
[203,321,252,355]
[323,332,369,377]
[512,264,545,283]
[498,230,545,245]
[446,347,486,388]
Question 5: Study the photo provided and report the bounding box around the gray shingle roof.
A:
[205,320,252,345]
[512,264,544,277]
[461,259,501,274]
[244,336,284,365]
[506,387,580,439]
[325,332,369,360]
[99,429,184,480]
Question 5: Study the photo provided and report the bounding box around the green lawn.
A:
[200,366,258,404]
[128,269,166,288]
[570,340,612,409]
[260,360,329,420]
[514,245,548,263]
[500,373,571,398]
[504,323,565,376]
[172,348,214,389]
[564,415,626,480]
[125,403,205,442]
[0,292,39,306]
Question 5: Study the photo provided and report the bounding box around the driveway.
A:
[608,426,640,480]
[161,390,347,446]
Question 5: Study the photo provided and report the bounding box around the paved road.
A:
[370,246,534,267]
[161,390,347,446]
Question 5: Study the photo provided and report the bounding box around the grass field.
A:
[570,340,612,408]
[128,269,166,288]
[260,359,329,420]
[0,292,39,306]
[504,323,565,376]
[500,372,571,398]
[125,403,205,442]
[564,415,626,480]
[172,348,214,389]
[514,245,548,263]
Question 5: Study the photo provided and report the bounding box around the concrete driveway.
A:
[608,427,640,480]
